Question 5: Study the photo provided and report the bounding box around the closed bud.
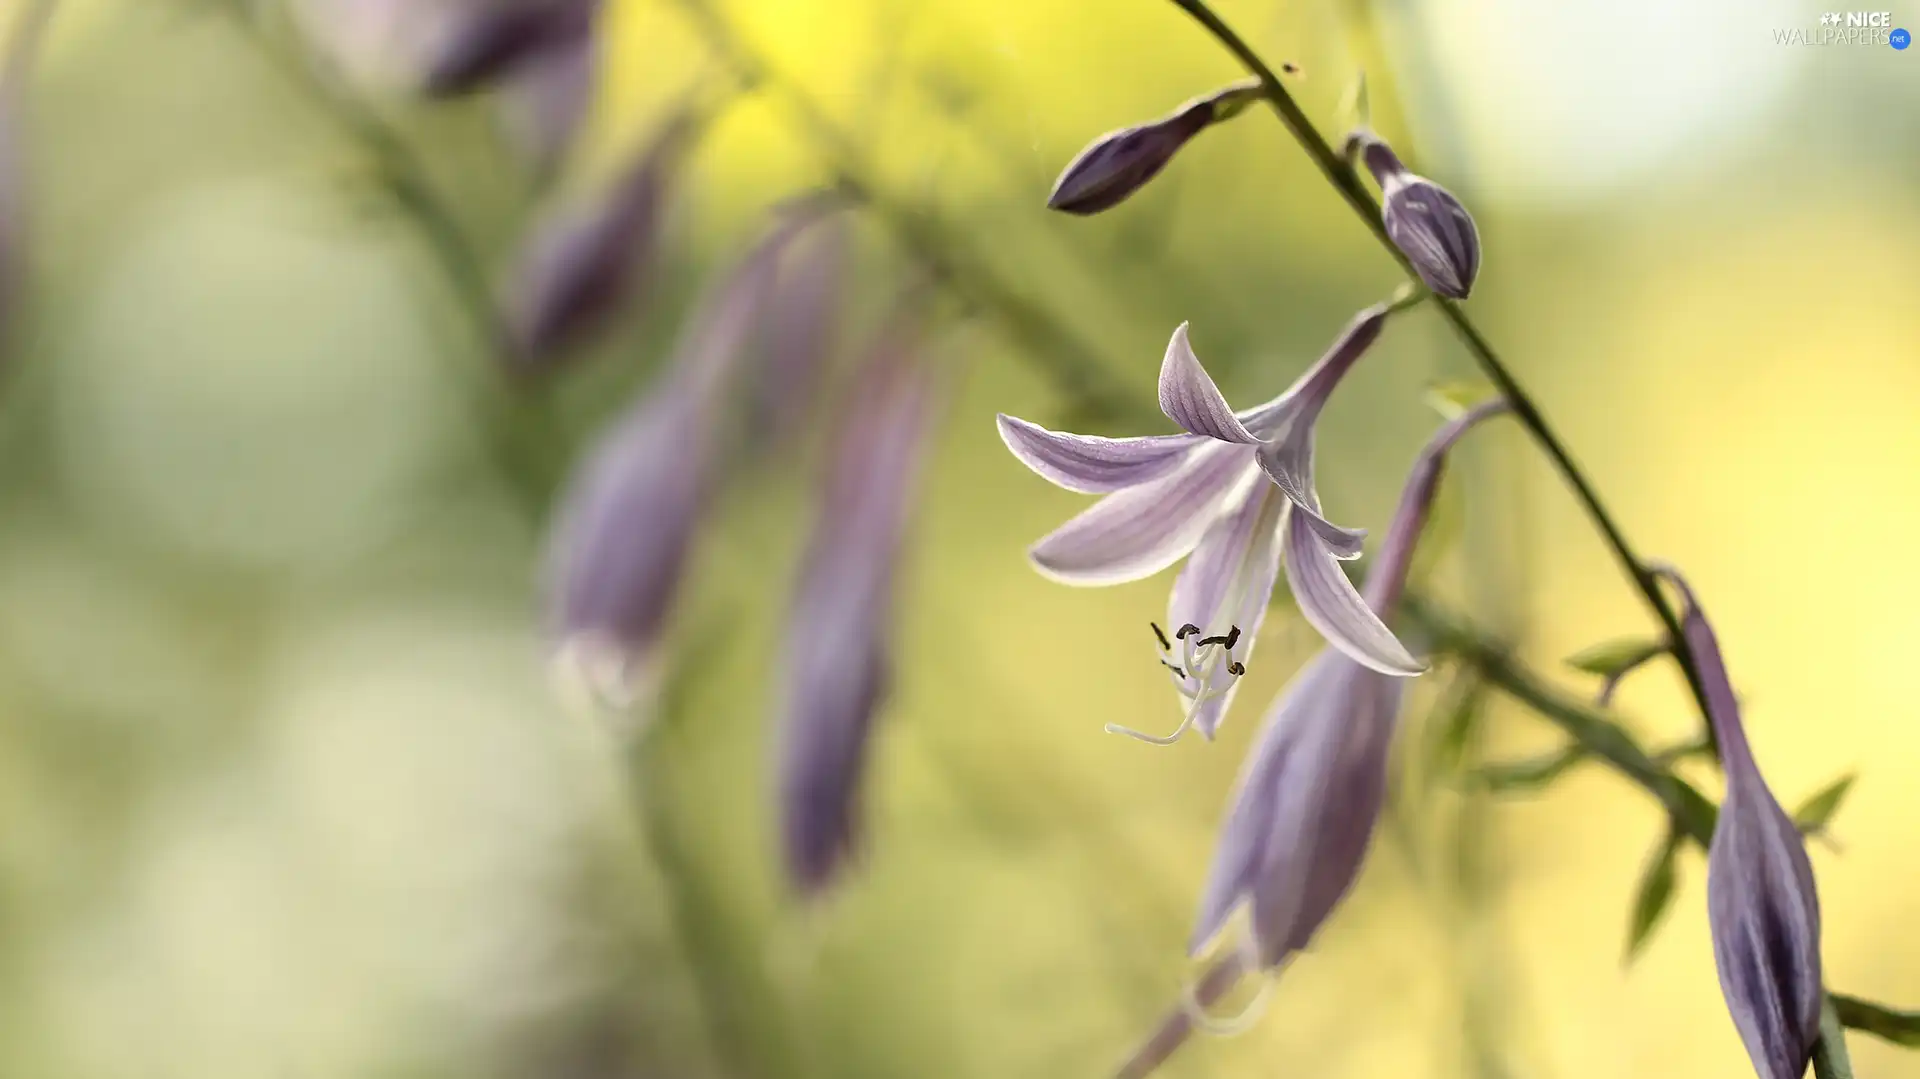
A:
[1653,566,1824,1079]
[502,111,694,368]
[1351,132,1481,300]
[497,28,595,177]
[419,0,595,97]
[1048,79,1261,215]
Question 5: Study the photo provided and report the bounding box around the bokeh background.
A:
[2,0,1917,1077]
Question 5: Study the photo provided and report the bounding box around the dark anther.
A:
[1159,659,1187,678]
[1196,625,1243,650]
[1175,623,1202,640]
[1227,661,1246,676]
[1150,622,1172,651]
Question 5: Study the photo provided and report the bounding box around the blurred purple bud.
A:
[544,224,792,714]
[1653,566,1823,1079]
[1188,401,1505,970]
[752,208,850,448]
[776,310,936,895]
[0,0,56,348]
[1048,79,1260,215]
[498,27,595,177]
[503,113,693,369]
[419,0,594,97]
[1352,133,1481,300]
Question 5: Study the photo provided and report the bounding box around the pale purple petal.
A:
[1158,323,1262,444]
[1256,435,1366,559]
[1167,483,1285,739]
[1283,509,1424,676]
[996,414,1197,494]
[419,0,595,96]
[1362,399,1509,615]
[755,212,850,447]
[1028,443,1254,586]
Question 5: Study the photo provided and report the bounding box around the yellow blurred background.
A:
[1,0,1916,1077]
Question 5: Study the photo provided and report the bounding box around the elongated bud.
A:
[776,304,936,895]
[1048,79,1261,215]
[544,223,795,718]
[0,0,57,355]
[1653,565,1823,1079]
[503,111,694,369]
[1349,131,1481,299]
[498,27,595,177]
[419,0,594,97]
[751,207,850,448]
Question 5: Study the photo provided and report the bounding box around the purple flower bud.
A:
[1653,565,1823,1079]
[502,112,693,369]
[750,207,849,449]
[0,0,55,350]
[419,0,595,97]
[544,223,793,713]
[1048,79,1261,215]
[498,27,595,177]
[1352,133,1481,300]
[775,308,936,895]
[1189,401,1506,971]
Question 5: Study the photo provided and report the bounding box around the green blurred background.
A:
[2,0,1917,1076]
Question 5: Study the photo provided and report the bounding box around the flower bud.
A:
[1048,79,1261,215]
[502,111,693,369]
[1351,133,1481,299]
[775,305,936,895]
[419,0,595,97]
[1654,565,1824,1079]
[498,28,595,177]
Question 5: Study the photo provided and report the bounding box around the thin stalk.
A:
[1159,0,1714,749]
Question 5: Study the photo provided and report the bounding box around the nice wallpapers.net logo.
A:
[1774,11,1911,46]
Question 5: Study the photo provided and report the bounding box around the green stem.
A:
[1159,0,1714,751]
[1814,998,1857,1078]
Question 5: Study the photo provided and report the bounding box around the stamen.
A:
[1175,623,1201,640]
[1106,712,1199,745]
[1196,626,1242,649]
[1150,621,1172,651]
[1158,659,1187,677]
[1227,662,1245,676]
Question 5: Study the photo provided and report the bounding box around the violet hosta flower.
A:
[545,221,798,718]
[503,110,692,368]
[1048,79,1262,215]
[1652,565,1824,1079]
[776,312,936,895]
[997,305,1423,744]
[751,209,849,449]
[1349,132,1481,300]
[1189,400,1508,973]
[419,0,597,97]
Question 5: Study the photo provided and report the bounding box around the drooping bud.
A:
[544,221,798,719]
[1653,565,1823,1079]
[751,206,850,449]
[502,110,694,369]
[775,303,936,896]
[1048,79,1262,215]
[0,0,55,351]
[497,25,595,177]
[418,0,595,97]
[1349,131,1481,299]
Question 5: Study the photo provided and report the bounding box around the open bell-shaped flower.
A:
[776,306,936,895]
[1349,132,1480,300]
[996,304,1424,745]
[1048,79,1261,215]
[1187,400,1507,974]
[1653,565,1823,1079]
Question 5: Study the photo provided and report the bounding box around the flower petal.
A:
[996,414,1197,494]
[1283,508,1424,676]
[1029,442,1253,586]
[1257,435,1366,559]
[1168,483,1286,739]
[1158,323,1262,444]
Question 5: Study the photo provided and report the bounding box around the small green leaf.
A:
[1793,772,1858,833]
[1425,675,1487,775]
[1423,380,1500,421]
[1626,828,1683,962]
[1476,744,1586,791]
[1564,637,1668,678]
